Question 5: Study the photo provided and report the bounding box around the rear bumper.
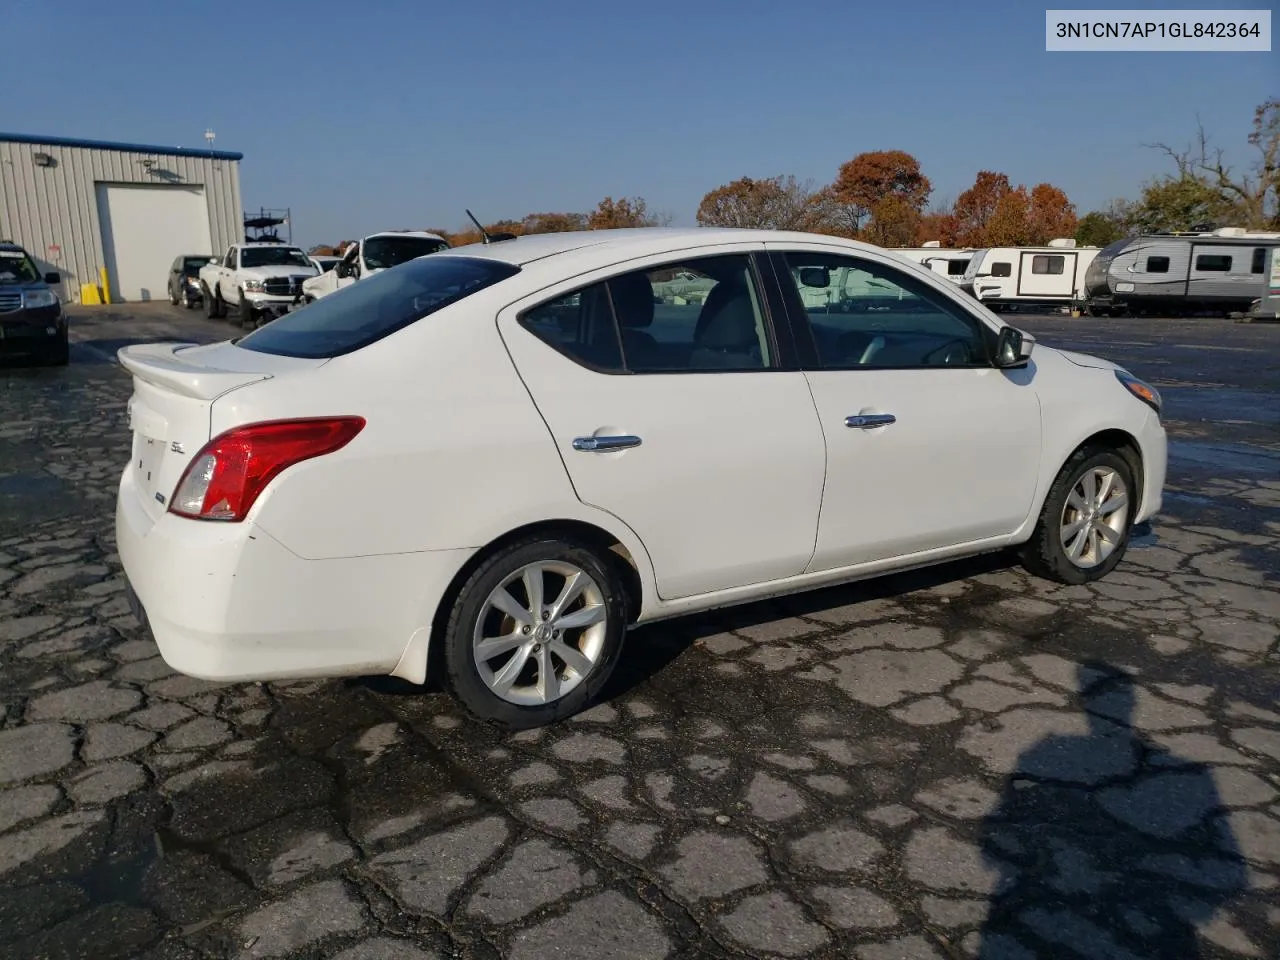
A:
[115,467,469,684]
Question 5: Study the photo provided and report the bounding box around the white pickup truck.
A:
[199,242,320,326]
[300,231,449,302]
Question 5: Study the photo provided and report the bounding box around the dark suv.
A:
[167,254,216,309]
[0,241,67,365]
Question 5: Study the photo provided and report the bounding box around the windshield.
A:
[362,235,449,270]
[240,246,313,269]
[0,250,40,285]
[236,255,520,359]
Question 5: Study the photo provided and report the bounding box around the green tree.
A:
[1128,175,1229,233]
[1074,211,1127,247]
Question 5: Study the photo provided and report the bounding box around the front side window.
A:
[991,261,1012,277]
[1195,254,1232,272]
[240,246,313,269]
[362,235,449,270]
[1146,256,1170,273]
[1252,247,1267,273]
[237,255,520,358]
[1031,255,1065,275]
[518,254,774,374]
[781,252,990,369]
[947,259,969,276]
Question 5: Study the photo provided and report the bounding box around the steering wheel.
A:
[859,335,886,365]
[923,338,972,366]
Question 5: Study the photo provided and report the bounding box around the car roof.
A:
[0,241,29,253]
[436,227,885,268]
[366,230,447,241]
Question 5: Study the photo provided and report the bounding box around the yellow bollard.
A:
[79,282,102,305]
[99,266,112,304]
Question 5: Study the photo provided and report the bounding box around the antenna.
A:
[465,209,491,244]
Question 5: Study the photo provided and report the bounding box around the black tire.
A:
[239,296,256,329]
[184,294,198,310]
[169,284,179,306]
[204,285,219,318]
[1021,447,1136,585]
[442,536,629,729]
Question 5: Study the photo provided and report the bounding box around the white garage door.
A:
[96,184,213,301]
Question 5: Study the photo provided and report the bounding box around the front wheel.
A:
[1021,448,1135,585]
[442,537,628,728]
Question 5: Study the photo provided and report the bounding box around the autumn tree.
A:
[985,187,1033,245]
[862,196,921,247]
[832,150,932,235]
[696,175,826,230]
[1026,183,1078,243]
[587,196,665,229]
[522,212,587,233]
[953,171,1012,246]
[1074,210,1127,247]
[913,198,961,246]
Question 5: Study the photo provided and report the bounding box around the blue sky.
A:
[4,0,1273,246]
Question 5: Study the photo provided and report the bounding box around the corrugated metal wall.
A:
[0,138,242,302]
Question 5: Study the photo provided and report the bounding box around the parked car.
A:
[301,231,449,302]
[116,227,1167,728]
[0,240,68,365]
[198,241,320,327]
[167,255,217,309]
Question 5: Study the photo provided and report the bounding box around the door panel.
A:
[766,243,1043,570]
[1017,252,1076,298]
[499,249,827,600]
[802,368,1041,568]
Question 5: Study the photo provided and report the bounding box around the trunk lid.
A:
[118,341,324,523]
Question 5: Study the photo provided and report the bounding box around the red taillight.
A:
[168,417,365,522]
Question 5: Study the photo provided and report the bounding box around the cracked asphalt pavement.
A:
[1,304,1278,960]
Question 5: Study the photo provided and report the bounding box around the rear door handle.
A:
[572,434,643,452]
[845,414,896,429]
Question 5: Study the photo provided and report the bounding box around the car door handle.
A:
[845,414,896,429]
[572,435,642,452]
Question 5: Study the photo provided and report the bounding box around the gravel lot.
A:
[2,304,1278,960]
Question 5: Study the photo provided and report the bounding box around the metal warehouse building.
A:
[0,132,243,303]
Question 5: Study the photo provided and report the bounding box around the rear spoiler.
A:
[117,342,273,402]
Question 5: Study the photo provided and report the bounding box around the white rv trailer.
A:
[960,239,1100,311]
[1083,227,1280,316]
[892,241,975,283]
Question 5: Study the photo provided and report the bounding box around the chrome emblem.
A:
[170,441,185,454]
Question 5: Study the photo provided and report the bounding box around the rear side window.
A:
[947,259,968,275]
[1145,256,1170,273]
[991,262,1012,277]
[237,255,520,358]
[1031,255,1064,275]
[1252,247,1267,273]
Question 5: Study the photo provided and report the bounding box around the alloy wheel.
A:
[472,561,607,706]
[1059,466,1129,568]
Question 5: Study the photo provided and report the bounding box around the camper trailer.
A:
[960,239,1100,311]
[1084,227,1280,317]
[893,242,975,283]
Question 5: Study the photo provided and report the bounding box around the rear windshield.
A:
[235,255,520,359]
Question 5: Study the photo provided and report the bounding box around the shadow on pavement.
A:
[976,661,1245,959]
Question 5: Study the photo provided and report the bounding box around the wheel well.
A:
[1072,428,1144,509]
[425,519,643,688]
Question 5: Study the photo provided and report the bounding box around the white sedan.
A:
[115,227,1167,728]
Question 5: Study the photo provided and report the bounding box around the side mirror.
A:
[995,326,1035,368]
[799,266,831,288]
[43,271,61,284]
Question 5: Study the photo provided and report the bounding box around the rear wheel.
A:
[169,284,179,306]
[443,537,628,728]
[1022,447,1135,585]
